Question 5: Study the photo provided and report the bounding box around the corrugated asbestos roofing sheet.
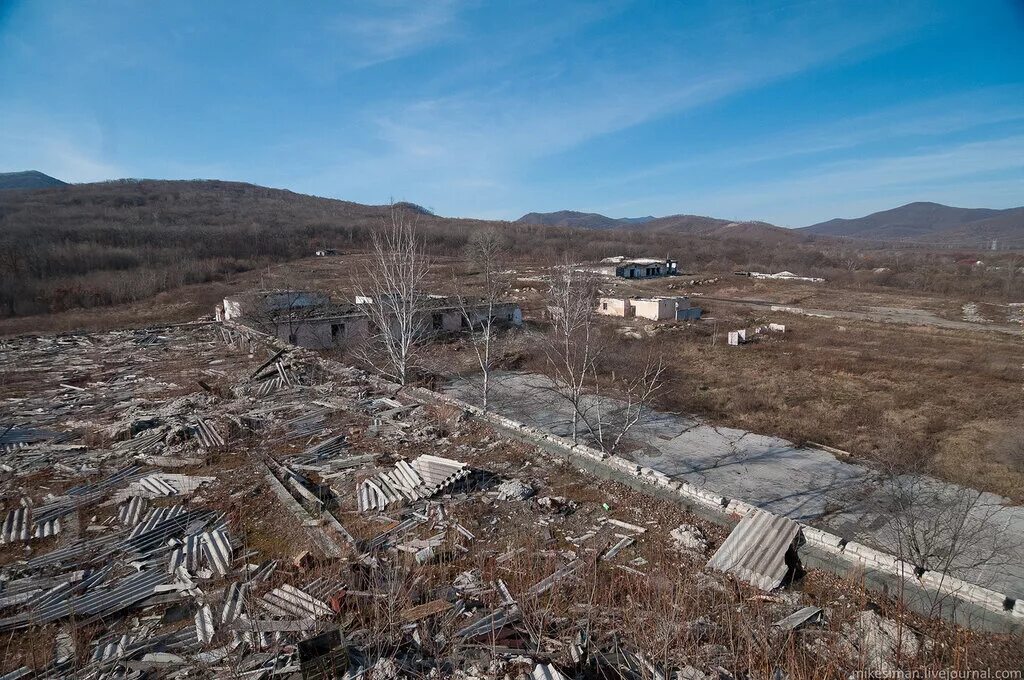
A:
[0,568,168,631]
[706,509,802,591]
[357,454,469,512]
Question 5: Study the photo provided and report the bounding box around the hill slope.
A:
[518,210,804,245]
[0,179,833,324]
[0,170,67,190]
[516,210,655,229]
[802,202,1024,246]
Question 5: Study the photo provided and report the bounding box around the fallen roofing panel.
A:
[202,529,233,576]
[0,568,168,631]
[773,605,824,631]
[196,604,215,644]
[533,663,569,680]
[1,507,30,543]
[706,509,802,591]
[357,454,469,512]
[260,584,333,620]
[118,496,148,525]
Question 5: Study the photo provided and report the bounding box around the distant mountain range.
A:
[6,171,1020,248]
[0,170,66,190]
[520,202,1024,247]
[516,210,656,230]
[516,210,801,244]
[800,202,1024,246]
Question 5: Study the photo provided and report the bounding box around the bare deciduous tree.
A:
[584,354,667,453]
[353,205,431,385]
[542,263,602,443]
[453,228,510,411]
[871,432,1021,616]
[234,286,324,346]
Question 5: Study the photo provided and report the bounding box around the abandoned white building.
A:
[583,256,678,279]
[219,290,522,350]
[597,295,702,321]
[217,290,330,323]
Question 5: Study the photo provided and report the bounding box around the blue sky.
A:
[1,1,1022,226]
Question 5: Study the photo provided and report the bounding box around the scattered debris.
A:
[671,523,709,553]
[844,609,920,672]
[496,478,535,501]
[773,606,824,631]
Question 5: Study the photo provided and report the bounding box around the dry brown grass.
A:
[591,310,1024,500]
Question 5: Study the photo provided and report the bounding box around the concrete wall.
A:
[632,297,679,321]
[616,263,665,279]
[598,297,633,317]
[275,317,369,349]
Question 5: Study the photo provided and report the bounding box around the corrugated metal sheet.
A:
[32,517,62,539]
[533,663,569,680]
[248,559,277,583]
[196,603,215,644]
[0,426,63,446]
[91,632,134,662]
[298,434,347,462]
[706,509,802,591]
[202,529,232,576]
[34,465,147,524]
[194,418,225,447]
[140,475,178,496]
[129,505,186,539]
[222,582,247,624]
[455,605,520,639]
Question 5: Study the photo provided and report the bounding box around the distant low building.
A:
[582,256,678,279]
[220,290,522,349]
[219,290,330,322]
[735,270,825,283]
[597,295,700,322]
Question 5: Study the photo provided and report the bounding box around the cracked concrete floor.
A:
[445,371,1024,599]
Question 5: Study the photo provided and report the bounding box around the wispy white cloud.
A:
[588,86,1024,191]
[0,111,123,182]
[324,0,467,70]
[308,0,938,215]
[648,134,1024,225]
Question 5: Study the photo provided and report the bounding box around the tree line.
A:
[2,179,1022,319]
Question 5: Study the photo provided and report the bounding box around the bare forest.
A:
[3,179,1022,322]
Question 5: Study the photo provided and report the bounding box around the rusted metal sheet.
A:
[706,509,802,591]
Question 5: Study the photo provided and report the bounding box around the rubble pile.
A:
[0,325,1018,677]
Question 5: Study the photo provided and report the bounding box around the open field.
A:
[502,269,1024,500]
[6,253,1019,503]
